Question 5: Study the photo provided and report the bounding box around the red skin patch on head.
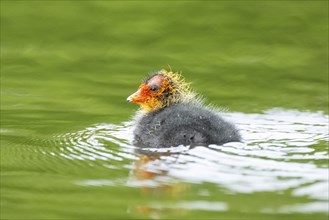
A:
[146,74,164,87]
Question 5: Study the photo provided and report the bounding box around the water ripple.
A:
[53,122,137,163]
[54,108,328,213]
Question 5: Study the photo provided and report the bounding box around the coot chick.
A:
[127,69,241,148]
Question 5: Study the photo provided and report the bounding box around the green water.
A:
[1,1,328,219]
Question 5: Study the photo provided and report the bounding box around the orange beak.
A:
[127,88,145,103]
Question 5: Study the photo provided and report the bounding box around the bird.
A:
[127,69,241,148]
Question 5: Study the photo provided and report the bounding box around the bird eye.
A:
[150,86,158,92]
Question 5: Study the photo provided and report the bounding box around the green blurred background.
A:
[1,1,328,219]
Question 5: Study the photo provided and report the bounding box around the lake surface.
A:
[1,1,328,219]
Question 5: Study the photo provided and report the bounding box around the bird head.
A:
[127,69,195,112]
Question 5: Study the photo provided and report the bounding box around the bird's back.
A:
[133,103,241,148]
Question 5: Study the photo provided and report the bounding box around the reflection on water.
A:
[54,108,328,216]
